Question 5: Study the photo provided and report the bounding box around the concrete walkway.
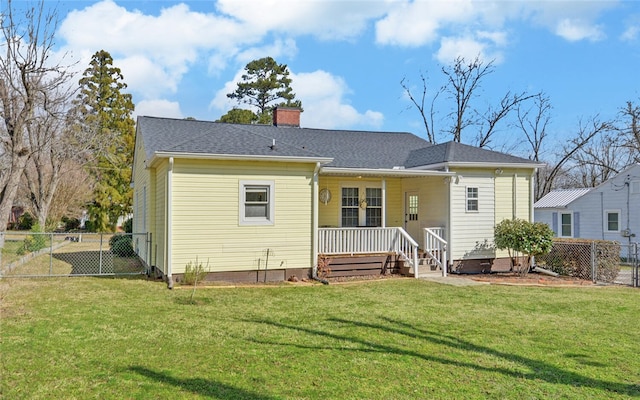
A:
[419,274,489,286]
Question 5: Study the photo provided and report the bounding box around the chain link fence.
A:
[536,240,639,287]
[0,232,149,278]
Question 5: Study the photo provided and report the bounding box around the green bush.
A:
[122,218,133,234]
[183,259,209,286]
[109,234,135,257]
[16,212,34,231]
[494,218,554,275]
[16,224,48,255]
[61,217,81,231]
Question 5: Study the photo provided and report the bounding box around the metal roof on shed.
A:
[534,188,591,208]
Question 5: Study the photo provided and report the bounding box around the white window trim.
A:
[239,180,275,226]
[339,181,382,227]
[560,212,573,238]
[465,186,479,213]
[631,180,640,194]
[604,209,621,233]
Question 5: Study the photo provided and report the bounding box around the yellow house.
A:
[132,108,541,285]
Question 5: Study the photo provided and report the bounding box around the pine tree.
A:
[226,57,302,123]
[75,50,135,232]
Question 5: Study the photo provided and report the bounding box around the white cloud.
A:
[555,18,605,42]
[621,25,639,41]
[210,68,383,130]
[216,0,389,40]
[435,33,505,65]
[135,99,183,119]
[293,70,384,129]
[57,0,261,99]
[235,38,299,66]
[375,0,476,47]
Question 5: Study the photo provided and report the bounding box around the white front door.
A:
[405,191,420,242]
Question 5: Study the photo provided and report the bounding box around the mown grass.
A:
[1,277,638,399]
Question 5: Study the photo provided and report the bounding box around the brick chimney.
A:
[273,107,301,127]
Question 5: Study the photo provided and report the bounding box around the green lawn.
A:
[1,277,638,399]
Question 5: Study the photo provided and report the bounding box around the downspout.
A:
[446,166,453,273]
[311,162,328,284]
[530,171,536,268]
[529,171,535,222]
[166,157,174,289]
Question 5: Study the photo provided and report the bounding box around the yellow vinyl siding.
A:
[494,170,533,258]
[154,161,168,274]
[317,176,404,228]
[169,159,315,274]
[515,173,531,220]
[450,170,496,260]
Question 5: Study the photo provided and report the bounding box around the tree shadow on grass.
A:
[245,317,639,397]
[129,366,278,399]
[53,251,143,275]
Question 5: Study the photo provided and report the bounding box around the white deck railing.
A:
[423,227,448,276]
[318,227,420,277]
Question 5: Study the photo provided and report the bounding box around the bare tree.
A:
[22,98,97,230]
[0,1,71,241]
[400,72,441,143]
[516,93,552,199]
[618,101,640,163]
[442,56,494,143]
[403,55,537,147]
[537,116,612,198]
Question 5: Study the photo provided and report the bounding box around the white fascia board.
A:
[410,161,544,170]
[149,151,333,168]
[320,167,455,178]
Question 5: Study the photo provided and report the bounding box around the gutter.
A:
[149,151,332,169]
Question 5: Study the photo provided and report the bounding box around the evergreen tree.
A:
[217,108,259,124]
[226,57,302,123]
[75,50,135,232]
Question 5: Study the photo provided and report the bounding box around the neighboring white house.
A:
[534,164,640,245]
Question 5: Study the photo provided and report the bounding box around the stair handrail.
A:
[423,227,448,277]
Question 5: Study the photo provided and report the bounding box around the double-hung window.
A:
[605,210,620,232]
[466,187,479,212]
[239,180,274,225]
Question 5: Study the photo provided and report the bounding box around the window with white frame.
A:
[560,212,572,237]
[466,187,479,212]
[365,188,382,227]
[605,210,620,232]
[341,187,359,227]
[631,181,640,194]
[239,181,274,225]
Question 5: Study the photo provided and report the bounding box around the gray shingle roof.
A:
[406,141,535,167]
[136,116,537,169]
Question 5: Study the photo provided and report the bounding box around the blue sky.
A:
[48,0,640,156]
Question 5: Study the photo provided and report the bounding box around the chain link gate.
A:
[0,232,149,278]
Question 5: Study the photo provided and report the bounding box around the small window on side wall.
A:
[239,180,274,225]
[466,187,479,212]
[560,212,572,237]
[605,210,620,232]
